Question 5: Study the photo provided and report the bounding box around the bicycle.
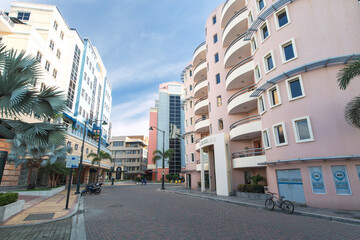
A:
[265,192,294,214]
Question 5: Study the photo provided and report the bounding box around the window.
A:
[251,37,257,53]
[189,85,192,91]
[36,51,42,63]
[260,23,270,41]
[213,34,218,44]
[67,141,71,147]
[275,7,290,29]
[292,116,314,143]
[86,57,89,65]
[273,123,288,146]
[216,73,220,84]
[214,53,219,63]
[81,89,85,97]
[218,119,224,130]
[308,167,326,194]
[254,64,261,82]
[49,40,54,51]
[209,103,211,112]
[267,85,281,108]
[191,153,195,162]
[258,95,266,114]
[331,166,351,195]
[286,75,305,100]
[264,51,275,73]
[189,100,193,108]
[190,117,193,126]
[280,39,297,63]
[17,12,30,21]
[185,154,188,163]
[217,95,222,106]
[56,49,61,59]
[52,69,57,79]
[60,31,64,40]
[190,134,194,143]
[189,70,192,77]
[262,129,271,149]
[257,0,266,13]
[212,15,216,24]
[248,11,254,25]
[53,21,58,31]
[74,144,78,150]
[45,61,50,72]
[86,148,89,154]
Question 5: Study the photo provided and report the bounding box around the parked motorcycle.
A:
[81,183,101,196]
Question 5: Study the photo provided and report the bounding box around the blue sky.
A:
[0,0,224,136]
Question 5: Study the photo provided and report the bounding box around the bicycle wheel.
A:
[265,198,274,211]
[281,200,294,214]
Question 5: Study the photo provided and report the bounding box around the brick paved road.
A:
[84,185,360,240]
[0,217,72,240]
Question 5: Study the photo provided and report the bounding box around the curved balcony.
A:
[227,84,257,115]
[193,41,206,68]
[224,32,250,68]
[194,97,209,115]
[0,10,15,32]
[230,115,261,140]
[196,161,209,171]
[226,56,254,91]
[194,77,208,98]
[221,0,246,28]
[232,148,266,168]
[193,60,207,82]
[222,6,248,47]
[195,137,203,151]
[195,117,210,133]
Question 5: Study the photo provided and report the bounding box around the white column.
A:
[200,148,205,192]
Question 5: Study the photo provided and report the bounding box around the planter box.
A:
[235,191,270,200]
[0,200,25,223]
[16,186,65,197]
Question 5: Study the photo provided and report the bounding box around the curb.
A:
[165,189,360,226]
[0,194,81,229]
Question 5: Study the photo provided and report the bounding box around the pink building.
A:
[182,0,360,210]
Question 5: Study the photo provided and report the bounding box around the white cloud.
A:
[110,92,157,137]
[108,60,187,89]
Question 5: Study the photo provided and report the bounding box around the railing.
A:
[230,114,261,130]
[224,31,247,57]
[222,0,230,12]
[0,10,14,28]
[223,6,247,37]
[195,96,208,106]
[195,116,209,124]
[228,84,256,104]
[194,77,207,88]
[193,59,206,74]
[193,41,206,56]
[226,56,253,80]
[195,136,207,143]
[232,148,265,159]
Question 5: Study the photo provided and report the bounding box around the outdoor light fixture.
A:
[149,126,165,190]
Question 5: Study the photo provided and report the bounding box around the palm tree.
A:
[87,150,113,183]
[39,160,69,188]
[0,44,67,146]
[152,149,174,165]
[337,58,360,128]
[8,137,72,189]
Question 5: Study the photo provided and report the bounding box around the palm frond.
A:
[344,96,360,128]
[337,59,360,90]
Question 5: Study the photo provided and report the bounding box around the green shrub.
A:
[135,177,141,182]
[172,174,179,180]
[0,193,19,206]
[197,181,201,187]
[237,184,264,193]
[165,174,172,182]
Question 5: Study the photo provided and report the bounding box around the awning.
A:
[63,112,77,123]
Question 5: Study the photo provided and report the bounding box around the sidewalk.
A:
[166,186,360,225]
[1,188,79,226]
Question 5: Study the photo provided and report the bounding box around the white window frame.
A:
[254,63,262,83]
[256,0,267,14]
[272,122,288,147]
[190,134,194,143]
[185,154,188,163]
[260,21,270,43]
[285,74,305,101]
[248,10,254,26]
[258,94,266,115]
[190,117,193,126]
[191,153,195,162]
[262,128,271,149]
[279,38,298,64]
[292,116,314,143]
[274,6,291,30]
[263,50,276,74]
[251,36,258,54]
[267,84,281,108]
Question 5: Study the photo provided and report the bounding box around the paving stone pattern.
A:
[0,218,72,240]
[84,185,360,240]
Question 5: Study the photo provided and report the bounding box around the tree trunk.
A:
[47,175,51,188]
[28,167,39,190]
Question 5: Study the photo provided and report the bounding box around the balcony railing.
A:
[195,96,208,106]
[226,56,253,80]
[222,0,230,12]
[232,148,265,159]
[230,114,261,130]
[224,31,247,57]
[194,77,207,88]
[194,59,206,73]
[0,10,14,28]
[223,6,247,37]
[195,116,209,124]
[193,41,206,55]
[228,84,256,104]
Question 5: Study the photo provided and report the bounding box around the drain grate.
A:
[24,213,55,221]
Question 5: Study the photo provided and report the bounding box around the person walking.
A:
[144,179,147,185]
[141,178,144,185]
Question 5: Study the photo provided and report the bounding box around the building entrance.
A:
[276,169,305,203]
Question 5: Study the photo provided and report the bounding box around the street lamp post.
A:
[149,126,165,190]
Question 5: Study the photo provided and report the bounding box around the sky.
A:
[0,0,224,137]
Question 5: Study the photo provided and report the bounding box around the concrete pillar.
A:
[200,148,205,192]
[83,167,90,184]
[101,169,106,182]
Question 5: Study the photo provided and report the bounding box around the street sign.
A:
[66,155,79,168]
